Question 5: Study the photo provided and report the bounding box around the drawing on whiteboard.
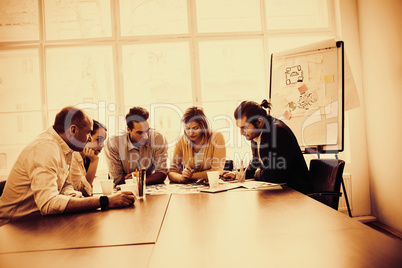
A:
[288,90,319,116]
[285,65,304,85]
[297,91,318,110]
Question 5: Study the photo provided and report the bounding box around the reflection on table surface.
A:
[0,244,154,268]
[0,194,170,254]
[1,185,402,268]
[149,187,402,268]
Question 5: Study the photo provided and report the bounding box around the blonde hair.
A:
[182,106,212,146]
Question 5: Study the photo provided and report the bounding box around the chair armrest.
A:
[307,192,342,198]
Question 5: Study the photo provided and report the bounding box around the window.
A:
[45,46,115,112]
[196,0,261,33]
[0,0,335,177]
[0,0,39,42]
[119,0,188,36]
[44,0,113,40]
[265,0,329,30]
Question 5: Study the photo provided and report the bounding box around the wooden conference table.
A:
[0,186,401,268]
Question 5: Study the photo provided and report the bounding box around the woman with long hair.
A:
[168,107,226,183]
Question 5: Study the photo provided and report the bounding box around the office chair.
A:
[223,160,234,171]
[307,159,352,217]
[0,180,6,197]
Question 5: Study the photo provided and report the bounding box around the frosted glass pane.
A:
[202,101,252,164]
[149,102,191,149]
[0,146,25,178]
[0,112,43,146]
[0,112,43,177]
[0,49,41,112]
[46,46,115,110]
[44,0,112,40]
[265,0,329,29]
[196,0,261,33]
[267,35,334,54]
[119,0,188,36]
[199,39,267,102]
[0,0,39,42]
[122,42,192,106]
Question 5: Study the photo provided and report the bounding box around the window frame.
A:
[0,0,337,175]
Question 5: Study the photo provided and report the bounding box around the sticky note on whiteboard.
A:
[325,74,334,84]
[298,84,308,94]
[284,110,292,120]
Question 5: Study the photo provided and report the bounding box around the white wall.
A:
[356,0,402,233]
[336,0,371,217]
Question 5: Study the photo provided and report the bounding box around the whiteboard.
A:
[269,39,344,153]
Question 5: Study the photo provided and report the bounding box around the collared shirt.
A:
[104,129,168,185]
[69,152,93,197]
[0,127,82,226]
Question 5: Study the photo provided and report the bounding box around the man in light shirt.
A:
[104,107,168,185]
[0,107,134,226]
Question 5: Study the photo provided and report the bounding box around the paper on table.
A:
[240,180,284,190]
[200,180,283,193]
[200,182,244,193]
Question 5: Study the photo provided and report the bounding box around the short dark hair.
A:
[126,107,149,130]
[53,106,89,134]
[92,120,107,135]
[234,99,271,127]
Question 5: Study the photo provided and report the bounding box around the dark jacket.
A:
[246,115,313,194]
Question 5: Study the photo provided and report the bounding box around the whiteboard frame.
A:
[269,39,344,154]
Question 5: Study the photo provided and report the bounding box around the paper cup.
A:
[119,183,135,195]
[100,180,113,195]
[207,171,220,188]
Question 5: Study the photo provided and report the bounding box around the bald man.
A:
[0,107,134,226]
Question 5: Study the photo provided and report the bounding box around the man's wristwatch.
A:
[100,196,109,211]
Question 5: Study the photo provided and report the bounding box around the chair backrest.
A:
[309,159,345,210]
[223,160,234,171]
[0,180,6,197]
